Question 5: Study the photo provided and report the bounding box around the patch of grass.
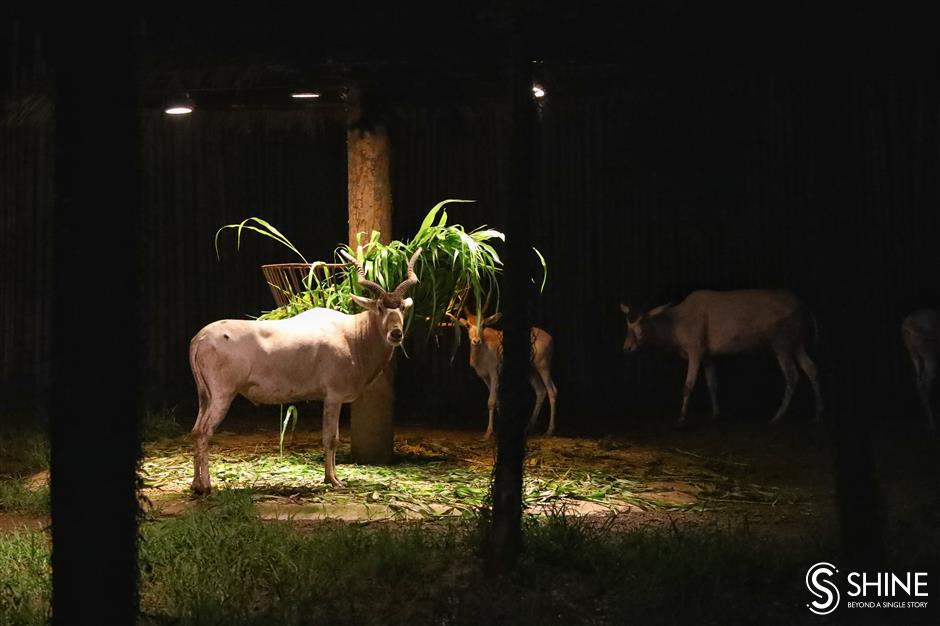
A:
[505,516,821,626]
[134,491,822,624]
[0,426,48,476]
[0,425,49,516]
[141,407,188,442]
[6,489,934,625]
[139,490,465,624]
[0,530,50,625]
[0,479,49,516]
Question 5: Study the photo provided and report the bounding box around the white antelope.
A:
[456,309,557,439]
[188,248,422,494]
[902,308,938,430]
[621,289,823,426]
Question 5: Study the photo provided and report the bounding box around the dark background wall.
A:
[390,76,940,430]
[2,23,938,431]
[137,111,347,406]
[0,98,53,411]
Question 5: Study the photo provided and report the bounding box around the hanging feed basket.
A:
[261,262,348,308]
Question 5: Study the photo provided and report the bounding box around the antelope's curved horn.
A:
[391,247,422,299]
[339,247,386,297]
[481,287,493,314]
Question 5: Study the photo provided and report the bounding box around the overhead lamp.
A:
[164,93,194,115]
[532,84,546,99]
[291,92,321,99]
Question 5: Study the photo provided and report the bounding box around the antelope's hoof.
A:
[483,431,493,441]
[544,428,555,437]
[191,481,212,497]
[769,416,784,426]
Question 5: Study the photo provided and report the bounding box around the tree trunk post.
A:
[347,124,395,464]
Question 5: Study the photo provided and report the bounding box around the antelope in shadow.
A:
[621,289,823,426]
[188,248,422,494]
[902,308,938,430]
[454,305,558,439]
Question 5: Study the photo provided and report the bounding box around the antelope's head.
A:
[342,247,422,348]
[454,305,502,369]
[620,302,670,353]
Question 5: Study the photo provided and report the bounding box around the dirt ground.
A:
[5,417,938,547]
[144,423,827,535]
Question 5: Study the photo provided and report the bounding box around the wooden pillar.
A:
[347,124,395,464]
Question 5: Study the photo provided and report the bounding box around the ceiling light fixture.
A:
[164,93,194,115]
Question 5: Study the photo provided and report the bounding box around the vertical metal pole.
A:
[50,14,140,623]
[488,22,537,574]
[810,17,884,573]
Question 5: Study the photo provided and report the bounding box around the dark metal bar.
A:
[50,13,141,623]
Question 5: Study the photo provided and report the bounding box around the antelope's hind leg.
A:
[796,345,824,422]
[541,370,558,437]
[679,353,703,427]
[191,393,235,496]
[770,349,799,425]
[704,357,720,418]
[917,356,936,431]
[527,373,547,434]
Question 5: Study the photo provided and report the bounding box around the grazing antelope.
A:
[902,308,939,430]
[456,310,558,439]
[621,289,823,426]
[188,248,422,494]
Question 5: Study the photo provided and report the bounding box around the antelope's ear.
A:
[620,304,631,316]
[483,312,502,326]
[646,302,672,317]
[400,297,413,310]
[349,294,378,311]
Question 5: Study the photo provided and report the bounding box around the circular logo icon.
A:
[806,562,840,615]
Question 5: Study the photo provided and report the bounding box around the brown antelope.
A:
[621,289,823,426]
[902,308,938,430]
[188,248,422,494]
[456,310,558,439]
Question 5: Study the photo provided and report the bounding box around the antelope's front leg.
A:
[321,399,345,488]
[484,375,499,440]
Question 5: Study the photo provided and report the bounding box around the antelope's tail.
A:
[189,335,211,433]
